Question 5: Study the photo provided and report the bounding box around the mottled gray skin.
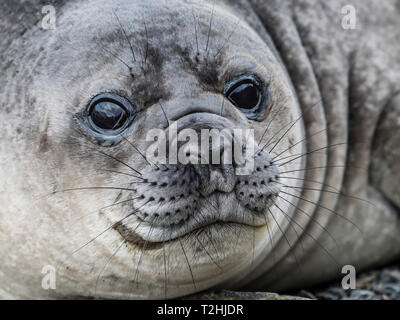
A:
[0,0,399,299]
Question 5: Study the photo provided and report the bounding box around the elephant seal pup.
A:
[0,0,400,299]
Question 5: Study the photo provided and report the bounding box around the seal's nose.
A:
[164,112,246,195]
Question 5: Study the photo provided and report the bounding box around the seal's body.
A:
[0,0,400,299]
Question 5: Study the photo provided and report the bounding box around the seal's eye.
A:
[89,99,128,131]
[224,75,267,119]
[76,93,137,146]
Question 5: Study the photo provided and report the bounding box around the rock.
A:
[186,290,311,300]
[310,263,400,300]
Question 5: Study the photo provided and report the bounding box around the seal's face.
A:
[28,0,304,298]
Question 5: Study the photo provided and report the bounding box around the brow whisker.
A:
[112,9,137,63]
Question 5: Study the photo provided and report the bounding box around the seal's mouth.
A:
[114,219,264,250]
[113,188,278,245]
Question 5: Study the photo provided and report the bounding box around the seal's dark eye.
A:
[76,93,137,146]
[224,75,266,119]
[90,100,128,131]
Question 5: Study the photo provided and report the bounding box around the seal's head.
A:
[3,0,306,298]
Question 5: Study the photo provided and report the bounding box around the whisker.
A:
[70,205,147,257]
[65,138,143,176]
[159,102,170,127]
[280,190,362,234]
[213,17,242,59]
[94,237,127,296]
[279,176,340,192]
[162,224,168,299]
[196,207,222,260]
[178,237,197,290]
[276,142,348,167]
[272,128,328,161]
[94,218,148,297]
[57,201,149,274]
[279,183,375,207]
[69,196,143,227]
[233,201,243,251]
[273,202,340,267]
[252,215,255,264]
[279,164,366,175]
[112,9,137,63]
[277,194,338,246]
[49,186,138,196]
[93,148,142,176]
[268,208,301,270]
[258,98,323,155]
[195,234,223,271]
[95,40,132,70]
[274,203,306,253]
[96,169,143,180]
[191,10,200,56]
[132,217,157,293]
[262,210,276,263]
[257,104,286,146]
[142,17,149,68]
[205,0,216,59]
[122,136,158,169]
